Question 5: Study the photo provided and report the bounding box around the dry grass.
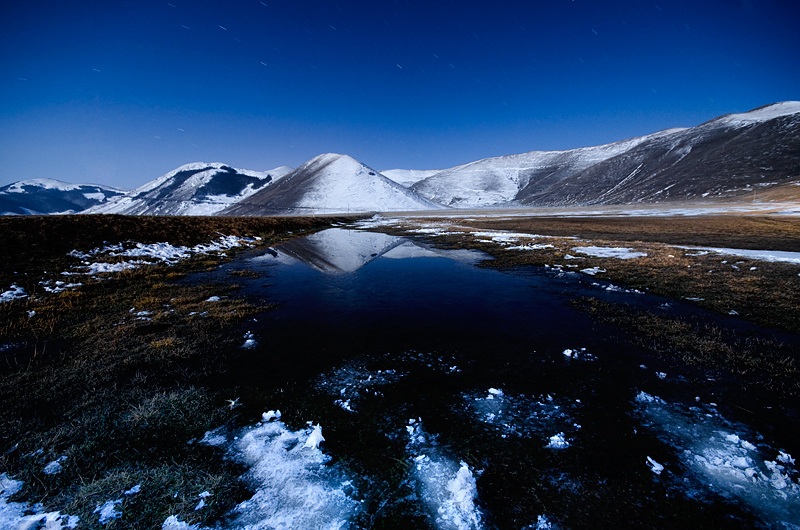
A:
[574,297,800,398]
[435,214,800,251]
[0,214,355,528]
[376,215,800,334]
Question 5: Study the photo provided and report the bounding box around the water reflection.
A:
[194,227,799,529]
[252,227,484,274]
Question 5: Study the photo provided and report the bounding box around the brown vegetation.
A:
[376,215,800,335]
[0,214,355,528]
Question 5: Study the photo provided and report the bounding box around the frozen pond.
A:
[189,226,798,529]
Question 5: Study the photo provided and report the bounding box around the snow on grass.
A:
[241,331,256,349]
[546,433,570,450]
[1,473,78,529]
[524,514,556,529]
[162,515,200,529]
[66,235,259,276]
[676,246,800,265]
[579,267,606,276]
[589,282,643,294]
[573,246,647,259]
[43,456,67,475]
[196,410,359,530]
[94,498,122,524]
[0,284,27,303]
[634,392,800,526]
[562,348,596,361]
[406,419,484,530]
[39,280,83,293]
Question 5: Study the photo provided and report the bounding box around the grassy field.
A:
[0,214,362,528]
[2,212,799,528]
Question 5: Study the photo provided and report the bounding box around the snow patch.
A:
[0,473,78,529]
[677,246,800,265]
[573,246,646,259]
[546,433,570,450]
[94,498,122,524]
[634,392,800,526]
[0,284,27,303]
[221,413,359,529]
[162,515,200,530]
[43,456,67,475]
[406,419,483,529]
[66,235,258,276]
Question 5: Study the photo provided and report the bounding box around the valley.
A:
[1,211,799,529]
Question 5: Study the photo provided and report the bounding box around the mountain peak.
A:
[220,153,443,215]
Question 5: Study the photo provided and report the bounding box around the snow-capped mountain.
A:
[220,153,443,216]
[518,101,800,206]
[409,132,679,208]
[381,169,442,188]
[84,163,292,216]
[0,179,127,215]
[6,102,796,216]
[406,102,800,208]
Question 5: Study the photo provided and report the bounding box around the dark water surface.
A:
[191,227,799,530]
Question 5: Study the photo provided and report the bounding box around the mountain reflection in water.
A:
[189,227,799,530]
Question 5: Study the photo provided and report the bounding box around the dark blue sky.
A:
[2,0,798,189]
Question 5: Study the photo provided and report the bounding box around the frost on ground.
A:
[0,473,79,529]
[467,388,581,448]
[634,392,800,526]
[406,419,483,530]
[196,410,359,530]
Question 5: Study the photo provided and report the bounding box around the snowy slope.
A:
[522,101,800,205]
[381,169,442,188]
[220,154,444,215]
[0,178,127,215]
[407,101,800,208]
[410,131,681,208]
[84,163,292,216]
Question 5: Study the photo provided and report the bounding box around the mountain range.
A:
[0,179,125,215]
[3,102,798,216]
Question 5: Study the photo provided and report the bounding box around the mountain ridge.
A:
[0,179,126,215]
[3,101,798,216]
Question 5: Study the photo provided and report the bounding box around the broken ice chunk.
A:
[647,456,664,475]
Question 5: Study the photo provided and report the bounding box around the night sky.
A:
[2,0,798,189]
